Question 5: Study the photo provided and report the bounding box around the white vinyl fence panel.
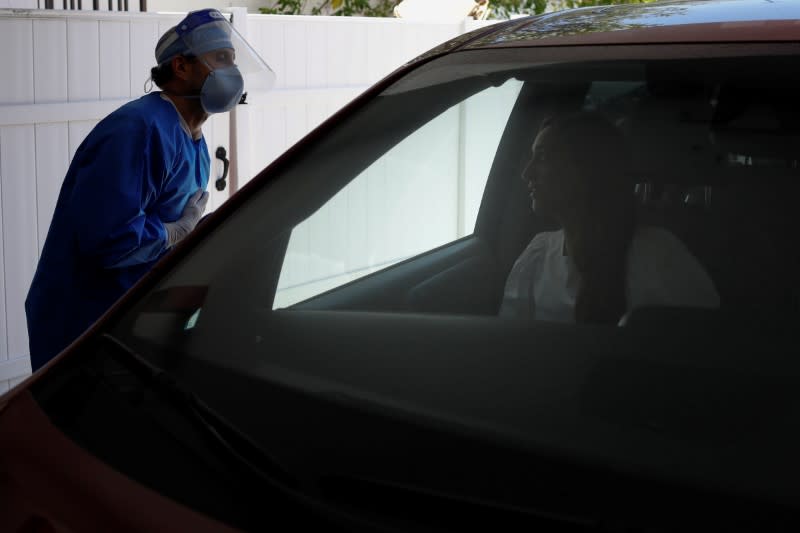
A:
[0,7,497,387]
[237,14,483,186]
[0,1,37,8]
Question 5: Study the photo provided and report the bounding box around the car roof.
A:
[424,0,800,57]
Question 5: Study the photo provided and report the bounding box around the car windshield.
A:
[108,43,800,503]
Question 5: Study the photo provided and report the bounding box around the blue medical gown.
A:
[25,92,210,370]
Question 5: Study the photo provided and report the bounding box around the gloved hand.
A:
[164,190,209,247]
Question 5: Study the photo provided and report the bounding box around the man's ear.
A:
[171,55,193,81]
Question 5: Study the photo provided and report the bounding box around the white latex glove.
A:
[164,190,209,247]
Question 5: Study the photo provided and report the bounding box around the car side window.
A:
[273,79,524,309]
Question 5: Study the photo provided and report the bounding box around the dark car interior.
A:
[291,55,800,324]
[29,47,800,532]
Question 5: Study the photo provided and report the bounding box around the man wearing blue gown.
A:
[25,8,273,371]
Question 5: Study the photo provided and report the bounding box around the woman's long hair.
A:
[543,112,636,324]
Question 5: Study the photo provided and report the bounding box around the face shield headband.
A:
[153,9,276,112]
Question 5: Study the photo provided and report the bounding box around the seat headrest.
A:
[626,88,800,186]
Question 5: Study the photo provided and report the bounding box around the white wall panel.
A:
[35,123,70,253]
[326,21,368,87]
[130,20,159,98]
[0,126,37,360]
[306,21,327,88]
[346,173,368,271]
[327,183,349,273]
[366,159,389,265]
[240,17,264,91]
[0,99,131,128]
[367,20,404,82]
[245,106,266,181]
[275,98,463,307]
[283,216,309,288]
[326,98,347,121]
[242,107,263,186]
[418,24,459,59]
[283,22,307,88]
[33,19,68,104]
[251,18,286,90]
[461,80,524,234]
[0,357,32,383]
[407,25,438,63]
[306,99,329,138]
[8,0,37,9]
[67,19,100,101]
[306,202,331,282]
[419,110,460,250]
[99,20,131,99]
[393,22,421,70]
[285,102,307,149]
[9,374,28,389]
[157,14,182,40]
[0,19,34,105]
[247,104,285,186]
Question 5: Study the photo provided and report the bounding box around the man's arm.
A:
[164,190,209,247]
[70,118,171,268]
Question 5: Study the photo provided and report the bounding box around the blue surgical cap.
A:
[155,8,234,65]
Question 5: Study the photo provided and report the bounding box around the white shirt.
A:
[499,226,720,322]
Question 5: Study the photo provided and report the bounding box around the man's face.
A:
[179,48,236,91]
[199,48,236,70]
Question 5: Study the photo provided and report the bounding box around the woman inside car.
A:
[499,111,720,324]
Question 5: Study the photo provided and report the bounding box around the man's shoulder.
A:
[112,93,174,123]
[94,94,184,145]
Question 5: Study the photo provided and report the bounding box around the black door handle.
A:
[215,146,229,191]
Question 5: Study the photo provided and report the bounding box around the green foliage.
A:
[258,0,656,18]
[259,0,311,15]
[489,0,655,18]
[487,0,543,18]
[328,0,396,16]
[259,0,395,16]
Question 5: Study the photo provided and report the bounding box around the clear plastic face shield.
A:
[155,9,276,111]
[178,12,276,90]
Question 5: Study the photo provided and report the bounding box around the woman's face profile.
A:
[522,126,586,220]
